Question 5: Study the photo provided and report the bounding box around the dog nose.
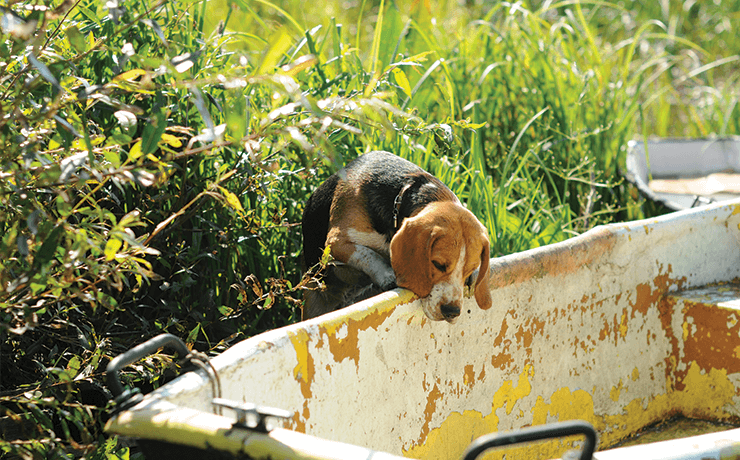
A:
[440,304,461,320]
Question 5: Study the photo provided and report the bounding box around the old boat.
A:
[105,199,740,460]
[626,137,740,210]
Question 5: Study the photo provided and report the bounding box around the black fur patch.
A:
[351,152,451,242]
[302,173,339,268]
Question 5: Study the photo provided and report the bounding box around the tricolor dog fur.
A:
[302,151,492,322]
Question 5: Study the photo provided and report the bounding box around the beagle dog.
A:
[302,151,492,322]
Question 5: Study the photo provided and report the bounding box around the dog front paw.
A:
[377,273,397,291]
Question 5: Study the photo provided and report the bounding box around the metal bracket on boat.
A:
[212,398,294,433]
[461,420,597,460]
[106,333,222,416]
[691,195,715,208]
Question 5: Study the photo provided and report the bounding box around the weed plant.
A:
[0,0,737,457]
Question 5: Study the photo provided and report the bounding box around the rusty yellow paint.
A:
[407,380,601,460]
[288,330,314,398]
[600,361,738,446]
[317,291,412,367]
[288,290,415,433]
[531,387,597,427]
[602,394,674,446]
[407,410,490,460]
[401,356,737,459]
[505,365,534,415]
[677,361,736,419]
[618,311,628,338]
[463,365,475,386]
[403,365,535,460]
[287,329,315,432]
[609,380,624,402]
[682,321,690,341]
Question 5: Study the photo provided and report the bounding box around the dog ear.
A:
[474,237,492,310]
[390,216,435,298]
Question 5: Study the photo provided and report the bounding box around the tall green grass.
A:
[0,0,738,457]
[209,0,738,255]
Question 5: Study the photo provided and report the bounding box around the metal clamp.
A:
[213,398,294,433]
[691,195,715,208]
[461,420,597,460]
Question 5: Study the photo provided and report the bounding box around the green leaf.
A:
[129,140,143,160]
[118,210,141,228]
[66,25,87,53]
[225,96,247,141]
[330,17,342,73]
[249,0,303,34]
[140,19,168,48]
[399,51,433,65]
[263,293,274,309]
[217,186,246,217]
[103,149,122,168]
[392,67,412,98]
[160,133,182,148]
[536,221,567,247]
[28,403,54,429]
[186,323,201,345]
[113,69,147,82]
[106,132,133,147]
[35,225,63,267]
[30,280,46,295]
[254,29,293,76]
[28,53,63,94]
[75,4,101,26]
[67,356,81,378]
[367,0,386,74]
[378,0,404,67]
[140,107,167,156]
[320,244,332,266]
[104,238,122,261]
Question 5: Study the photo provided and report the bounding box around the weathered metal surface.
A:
[106,200,740,460]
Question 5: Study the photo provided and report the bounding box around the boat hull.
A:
[107,200,740,459]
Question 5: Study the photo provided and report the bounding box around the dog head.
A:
[390,201,492,322]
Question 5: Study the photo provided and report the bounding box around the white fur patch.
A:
[421,245,466,323]
[347,244,396,289]
[347,228,390,256]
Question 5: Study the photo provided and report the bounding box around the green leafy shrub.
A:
[0,0,417,456]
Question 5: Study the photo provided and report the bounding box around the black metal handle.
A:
[461,420,597,460]
[106,333,191,412]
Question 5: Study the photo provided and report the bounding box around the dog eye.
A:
[432,261,447,272]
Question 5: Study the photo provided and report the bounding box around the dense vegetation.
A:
[0,0,737,457]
